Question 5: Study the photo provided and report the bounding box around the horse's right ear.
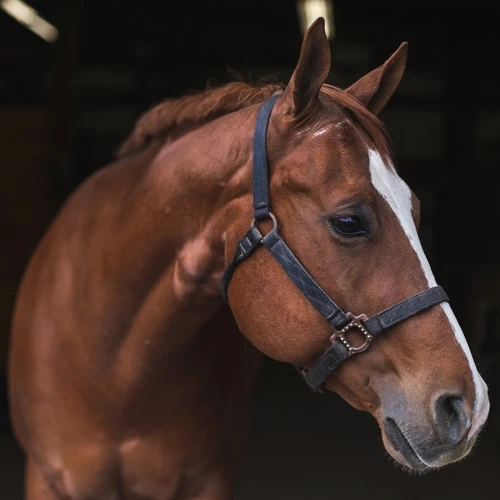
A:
[346,42,408,115]
[280,17,331,118]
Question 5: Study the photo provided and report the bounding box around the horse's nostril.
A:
[434,395,471,445]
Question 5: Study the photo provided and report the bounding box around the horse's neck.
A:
[101,107,257,391]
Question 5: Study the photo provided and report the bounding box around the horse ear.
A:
[281,17,331,117]
[346,42,408,115]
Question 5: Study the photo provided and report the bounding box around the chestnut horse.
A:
[8,18,489,500]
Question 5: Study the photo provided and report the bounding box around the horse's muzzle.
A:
[381,393,479,470]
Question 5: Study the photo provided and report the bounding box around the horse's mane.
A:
[117,81,285,158]
[117,80,391,161]
[321,84,393,162]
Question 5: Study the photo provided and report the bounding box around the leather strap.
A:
[363,286,449,336]
[262,229,349,330]
[252,94,280,220]
[303,342,350,391]
[221,227,263,303]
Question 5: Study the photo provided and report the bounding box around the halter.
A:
[221,94,448,392]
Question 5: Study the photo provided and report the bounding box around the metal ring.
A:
[251,211,278,233]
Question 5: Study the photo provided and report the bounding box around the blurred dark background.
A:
[1,0,499,498]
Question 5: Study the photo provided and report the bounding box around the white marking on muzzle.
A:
[368,149,489,439]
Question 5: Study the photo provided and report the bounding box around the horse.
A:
[8,17,489,500]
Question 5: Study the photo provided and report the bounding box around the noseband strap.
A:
[221,95,449,392]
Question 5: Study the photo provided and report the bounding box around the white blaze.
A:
[368,149,489,438]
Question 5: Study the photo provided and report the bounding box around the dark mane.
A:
[117,80,392,161]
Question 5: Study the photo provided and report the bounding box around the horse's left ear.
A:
[281,17,331,117]
[346,42,408,115]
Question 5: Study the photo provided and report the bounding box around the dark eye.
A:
[331,215,366,237]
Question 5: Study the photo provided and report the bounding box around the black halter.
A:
[221,94,448,392]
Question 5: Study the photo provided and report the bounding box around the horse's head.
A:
[224,18,489,471]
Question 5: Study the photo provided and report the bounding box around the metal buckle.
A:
[330,312,372,357]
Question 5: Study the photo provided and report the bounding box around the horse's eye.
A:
[332,215,365,237]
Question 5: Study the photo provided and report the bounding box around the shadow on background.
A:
[1,1,499,498]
